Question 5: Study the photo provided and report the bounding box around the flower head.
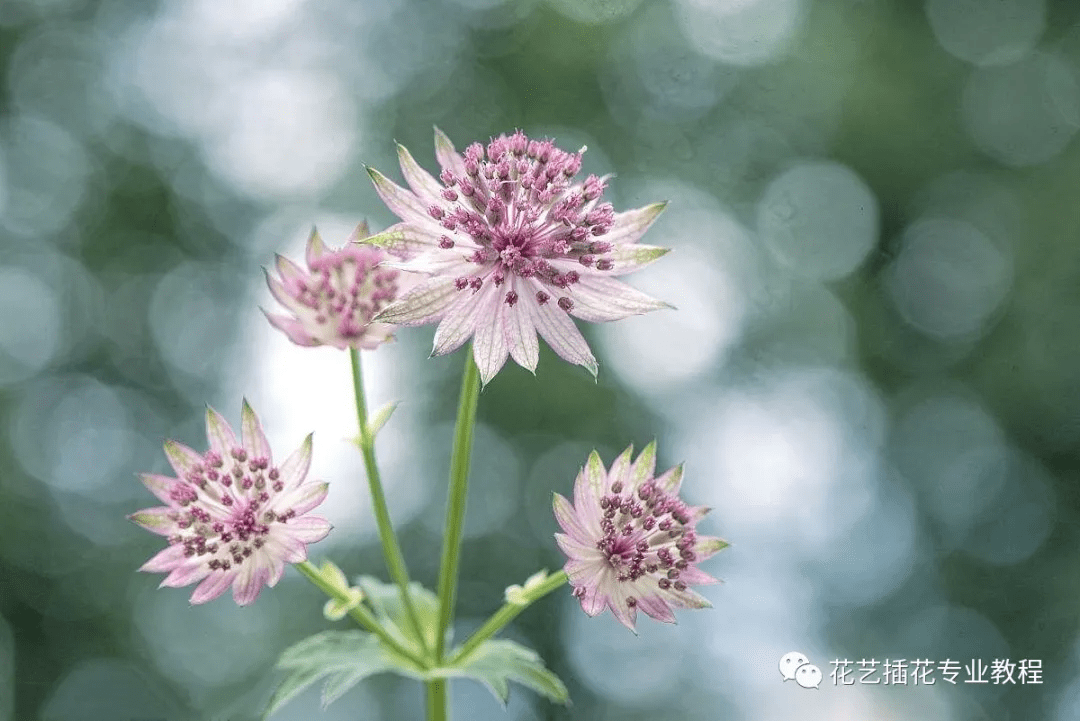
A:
[263,222,403,350]
[554,442,727,632]
[129,400,331,606]
[363,128,673,384]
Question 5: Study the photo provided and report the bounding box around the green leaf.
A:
[355,575,442,654]
[265,631,408,717]
[365,400,399,438]
[441,639,570,707]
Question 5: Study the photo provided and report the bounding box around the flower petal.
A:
[606,585,639,632]
[347,220,371,243]
[503,279,539,373]
[305,227,326,267]
[627,441,657,492]
[138,474,183,506]
[608,445,634,488]
[574,450,608,511]
[139,543,187,572]
[663,585,712,610]
[434,126,468,178]
[678,566,720,585]
[635,593,677,624]
[375,276,463,327]
[553,493,590,539]
[363,222,478,257]
[232,561,271,606]
[275,253,306,285]
[130,506,180,536]
[190,571,236,605]
[367,166,431,225]
[240,399,272,461]
[431,287,488,356]
[264,531,308,564]
[604,202,667,246]
[471,290,510,385]
[161,562,211,588]
[282,515,333,544]
[205,406,239,457]
[262,311,320,347]
[528,292,598,376]
[277,433,313,491]
[576,571,610,617]
[567,274,673,323]
[653,463,684,495]
[604,244,671,276]
[163,440,203,481]
[695,535,730,560]
[397,142,445,206]
[275,481,329,517]
[264,269,303,312]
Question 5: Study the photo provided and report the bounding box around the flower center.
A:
[166,446,299,573]
[595,479,696,590]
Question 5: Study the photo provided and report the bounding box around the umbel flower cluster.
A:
[366,128,673,384]
[555,443,726,631]
[129,126,726,721]
[130,402,330,605]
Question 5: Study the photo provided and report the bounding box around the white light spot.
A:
[885,218,1012,340]
[0,115,89,238]
[757,161,879,281]
[0,266,61,385]
[962,51,1080,167]
[9,376,134,498]
[926,0,1046,67]
[204,70,358,199]
[674,0,805,67]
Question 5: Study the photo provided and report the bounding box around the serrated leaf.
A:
[441,639,569,707]
[266,631,411,718]
[355,575,443,654]
[365,401,399,438]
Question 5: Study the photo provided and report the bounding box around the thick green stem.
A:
[434,354,482,661]
[425,680,447,721]
[349,348,428,654]
[449,570,568,664]
[294,561,427,670]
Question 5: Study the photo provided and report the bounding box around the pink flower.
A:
[554,443,727,632]
[129,401,331,606]
[263,222,403,350]
[363,128,673,385]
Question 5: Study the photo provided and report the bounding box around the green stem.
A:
[449,570,568,664]
[349,348,429,655]
[425,680,447,721]
[434,354,482,661]
[294,561,428,670]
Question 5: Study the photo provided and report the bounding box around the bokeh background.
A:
[1,0,1079,719]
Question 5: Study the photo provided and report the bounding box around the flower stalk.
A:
[449,570,568,665]
[435,353,482,660]
[349,348,428,654]
[294,560,428,669]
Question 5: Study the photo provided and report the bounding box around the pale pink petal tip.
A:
[367,129,671,384]
[264,224,406,351]
[130,402,330,607]
[556,443,724,631]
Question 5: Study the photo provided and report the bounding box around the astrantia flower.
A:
[554,442,727,632]
[263,222,403,350]
[363,128,673,384]
[129,401,331,606]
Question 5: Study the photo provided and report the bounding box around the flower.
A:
[263,222,403,350]
[129,401,332,606]
[553,442,727,632]
[363,128,673,385]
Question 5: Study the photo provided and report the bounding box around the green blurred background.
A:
[1,0,1079,719]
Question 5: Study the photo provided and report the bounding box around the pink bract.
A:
[129,401,331,606]
[363,128,673,385]
[554,442,727,632]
